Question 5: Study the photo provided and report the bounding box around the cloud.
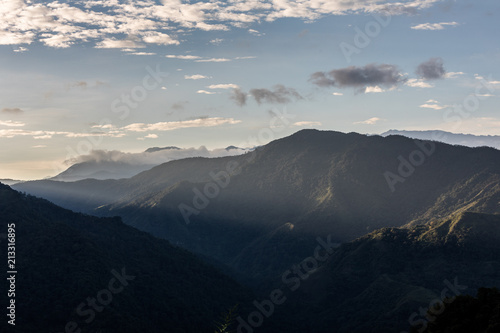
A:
[354,117,382,125]
[411,22,459,30]
[416,57,446,80]
[0,0,442,49]
[231,88,247,106]
[185,74,209,80]
[419,99,449,110]
[444,72,465,79]
[365,86,385,93]
[310,64,406,92]
[195,58,231,63]
[141,32,179,45]
[0,120,25,127]
[293,121,322,127]
[122,117,241,132]
[248,29,265,36]
[208,84,239,89]
[171,101,188,110]
[144,134,158,139]
[197,90,216,95]
[210,38,224,45]
[166,55,202,60]
[332,92,343,96]
[13,46,28,53]
[1,107,23,114]
[67,146,249,167]
[127,52,157,56]
[249,85,303,104]
[406,78,434,88]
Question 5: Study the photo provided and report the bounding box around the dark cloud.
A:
[171,101,188,110]
[231,88,247,106]
[249,84,302,104]
[310,64,406,92]
[416,57,446,80]
[1,107,23,114]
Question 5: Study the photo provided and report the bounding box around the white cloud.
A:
[197,90,216,95]
[127,52,156,56]
[0,0,444,49]
[248,29,264,36]
[0,120,25,127]
[195,58,231,63]
[420,100,449,110]
[210,38,224,45]
[365,86,385,93]
[411,22,459,30]
[354,117,382,125]
[185,74,209,80]
[207,84,239,89]
[292,121,322,127]
[406,78,434,88]
[332,92,343,96]
[141,32,179,45]
[444,72,465,79]
[122,117,241,132]
[13,46,28,53]
[166,55,202,60]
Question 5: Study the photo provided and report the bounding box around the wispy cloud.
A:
[419,99,449,110]
[406,78,434,88]
[197,90,217,95]
[1,107,24,114]
[411,22,459,30]
[0,120,25,127]
[185,74,209,80]
[354,117,382,125]
[293,121,322,127]
[122,117,241,132]
[208,84,240,89]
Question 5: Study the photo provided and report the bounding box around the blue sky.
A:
[1,0,499,179]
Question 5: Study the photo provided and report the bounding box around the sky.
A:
[1,0,499,180]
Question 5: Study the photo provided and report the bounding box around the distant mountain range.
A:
[0,178,22,185]
[51,145,249,181]
[382,129,500,150]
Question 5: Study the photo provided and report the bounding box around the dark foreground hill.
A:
[13,130,500,284]
[0,183,251,333]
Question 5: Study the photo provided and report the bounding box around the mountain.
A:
[51,160,157,181]
[13,130,500,284]
[259,211,500,332]
[382,129,500,150]
[51,146,249,182]
[419,287,500,333]
[0,178,22,185]
[0,183,252,333]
